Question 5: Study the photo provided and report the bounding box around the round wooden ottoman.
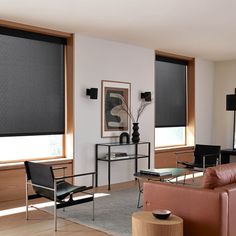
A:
[132,211,183,236]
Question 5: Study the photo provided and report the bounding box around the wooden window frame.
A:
[155,51,195,150]
[0,19,74,163]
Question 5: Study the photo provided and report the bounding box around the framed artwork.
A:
[101,80,131,137]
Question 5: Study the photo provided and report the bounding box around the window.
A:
[155,127,185,147]
[155,55,189,148]
[0,135,63,162]
[0,27,65,136]
[0,25,70,162]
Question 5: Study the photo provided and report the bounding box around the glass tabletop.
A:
[134,168,188,179]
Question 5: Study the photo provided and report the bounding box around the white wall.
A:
[195,58,236,149]
[73,34,223,186]
[212,60,236,148]
[74,35,155,186]
[195,58,215,144]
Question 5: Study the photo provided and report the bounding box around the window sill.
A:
[155,145,194,154]
[0,157,73,171]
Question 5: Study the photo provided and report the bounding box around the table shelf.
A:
[95,141,150,190]
[97,154,149,162]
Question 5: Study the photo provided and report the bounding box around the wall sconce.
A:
[141,92,151,102]
[86,88,98,99]
[226,94,236,111]
[226,88,236,150]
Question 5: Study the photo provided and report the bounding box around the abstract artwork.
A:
[101,80,131,137]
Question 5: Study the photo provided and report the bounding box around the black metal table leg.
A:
[108,146,111,190]
[95,144,98,187]
[137,178,143,208]
[135,143,138,173]
[148,142,151,168]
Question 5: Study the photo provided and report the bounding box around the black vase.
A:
[132,122,140,143]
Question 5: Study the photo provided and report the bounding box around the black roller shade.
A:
[0,29,65,136]
[155,58,187,127]
[0,26,67,45]
[156,55,188,66]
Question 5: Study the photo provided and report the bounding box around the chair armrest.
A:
[202,153,221,169]
[175,150,194,155]
[55,172,96,180]
[175,150,194,167]
[28,172,96,192]
[53,166,68,179]
[53,167,67,171]
[204,153,220,157]
[55,172,96,190]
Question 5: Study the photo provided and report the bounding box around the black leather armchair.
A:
[24,161,95,231]
[176,144,221,171]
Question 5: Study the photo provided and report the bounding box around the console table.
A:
[95,141,150,190]
[221,149,236,164]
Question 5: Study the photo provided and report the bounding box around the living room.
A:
[1,1,236,236]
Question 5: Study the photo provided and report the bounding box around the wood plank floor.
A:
[0,181,136,236]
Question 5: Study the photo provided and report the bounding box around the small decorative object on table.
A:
[132,122,140,143]
[105,152,128,160]
[152,209,171,220]
[119,132,130,144]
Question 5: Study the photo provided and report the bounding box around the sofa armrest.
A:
[143,182,228,236]
[216,183,236,236]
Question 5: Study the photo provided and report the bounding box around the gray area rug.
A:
[43,187,141,236]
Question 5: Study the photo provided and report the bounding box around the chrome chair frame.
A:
[176,145,221,181]
[25,162,95,231]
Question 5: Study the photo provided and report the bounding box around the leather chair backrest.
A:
[24,161,31,181]
[194,144,221,167]
[25,161,55,200]
[25,161,54,189]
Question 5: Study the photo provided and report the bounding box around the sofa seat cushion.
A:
[203,163,236,189]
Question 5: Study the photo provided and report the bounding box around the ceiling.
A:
[1,0,236,61]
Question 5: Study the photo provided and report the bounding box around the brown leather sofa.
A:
[143,163,236,236]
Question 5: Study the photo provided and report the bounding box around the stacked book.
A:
[140,168,172,176]
[105,152,128,160]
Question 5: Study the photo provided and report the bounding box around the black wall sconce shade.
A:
[141,92,151,102]
[226,94,236,111]
[86,88,98,99]
[226,89,236,150]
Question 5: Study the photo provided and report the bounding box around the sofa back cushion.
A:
[203,163,236,189]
